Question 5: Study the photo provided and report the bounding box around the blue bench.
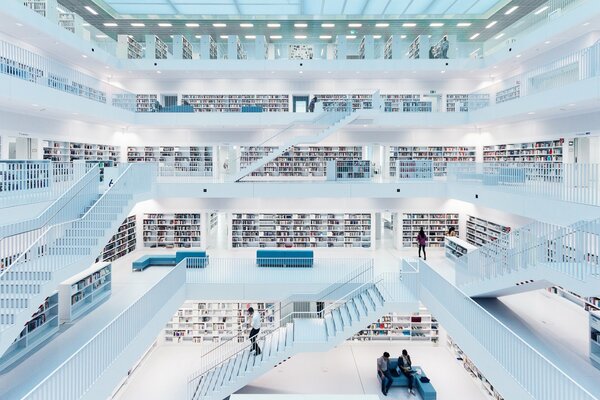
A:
[377,362,436,400]
[256,250,313,267]
[132,251,209,271]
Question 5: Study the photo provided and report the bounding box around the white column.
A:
[419,36,430,59]
[227,36,240,60]
[361,35,375,59]
[255,36,267,59]
[335,36,347,60]
[392,212,401,250]
[446,35,457,59]
[172,35,184,59]
[202,212,209,249]
[144,35,157,59]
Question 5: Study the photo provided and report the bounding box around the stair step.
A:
[324,314,335,337]
[230,351,244,381]
[278,326,287,352]
[355,294,369,315]
[369,287,385,307]
[240,348,252,374]
[340,304,352,326]
[361,291,376,312]
[332,308,344,332]
[348,299,361,321]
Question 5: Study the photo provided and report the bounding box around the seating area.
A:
[377,362,437,400]
[256,249,314,267]
[132,251,209,271]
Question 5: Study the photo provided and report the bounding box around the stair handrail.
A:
[187,260,373,398]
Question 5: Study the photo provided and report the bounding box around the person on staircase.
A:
[377,351,393,396]
[398,349,416,396]
[417,227,428,261]
[248,307,262,356]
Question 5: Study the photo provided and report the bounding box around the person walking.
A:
[417,227,428,260]
[377,351,393,396]
[248,307,261,355]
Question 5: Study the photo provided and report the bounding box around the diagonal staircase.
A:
[231,110,359,182]
[0,163,156,356]
[456,218,600,297]
[188,272,418,400]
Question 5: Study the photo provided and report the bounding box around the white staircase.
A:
[231,110,359,182]
[188,277,416,400]
[456,218,600,297]
[0,163,155,356]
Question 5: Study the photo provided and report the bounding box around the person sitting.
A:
[398,349,416,396]
[377,351,393,396]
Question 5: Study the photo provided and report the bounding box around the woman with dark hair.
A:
[417,227,428,260]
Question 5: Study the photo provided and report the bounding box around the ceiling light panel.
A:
[505,6,519,15]
[457,23,472,27]
[321,23,335,28]
[240,23,254,27]
[486,21,497,29]
[375,23,389,27]
[294,23,308,27]
[267,23,280,28]
[185,23,199,27]
[131,23,145,27]
[84,6,98,15]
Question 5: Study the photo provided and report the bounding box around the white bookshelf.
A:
[182,36,193,60]
[59,263,111,323]
[466,215,511,247]
[164,301,277,344]
[42,140,121,163]
[240,146,364,178]
[231,213,372,248]
[209,212,218,231]
[495,84,521,103]
[127,145,213,176]
[408,36,420,59]
[135,94,159,112]
[154,36,168,59]
[447,336,505,400]
[289,45,314,60]
[547,286,600,312]
[0,292,59,371]
[446,94,490,112]
[483,139,564,164]
[382,94,422,112]
[143,213,202,248]
[389,146,476,177]
[181,94,289,112]
[58,12,75,33]
[314,94,371,111]
[98,215,136,262]
[208,36,217,59]
[23,0,48,16]
[326,160,372,181]
[590,312,600,369]
[351,308,438,342]
[445,236,476,261]
[402,213,459,248]
[384,36,393,59]
[118,35,143,59]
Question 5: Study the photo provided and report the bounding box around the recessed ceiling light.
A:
[470,33,480,40]
[131,23,145,27]
[220,35,229,39]
[516,54,522,58]
[84,6,98,15]
[156,71,162,74]
[185,23,199,27]
[441,70,446,74]
[270,35,282,39]
[240,23,254,27]
[82,22,90,27]
[348,23,362,28]
[486,21,497,29]
[295,35,307,39]
[430,23,444,27]
[544,40,551,44]
[95,34,108,38]
[158,23,172,27]
[299,71,303,74]
[400,35,407,39]
[267,23,280,28]
[81,54,87,58]
[569,103,576,106]
[534,6,549,15]
[103,23,118,27]
[403,23,417,27]
[527,112,535,115]
[321,23,335,28]
[245,35,256,39]
[346,35,357,39]
[213,23,226,27]
[195,35,202,38]
[294,23,307,28]
[495,33,505,39]
[373,35,382,39]
[375,23,389,27]
[32,104,39,107]
[457,23,472,27]
[319,35,332,39]
[583,22,590,26]
[505,6,519,15]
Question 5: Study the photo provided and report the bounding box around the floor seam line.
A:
[350,345,367,394]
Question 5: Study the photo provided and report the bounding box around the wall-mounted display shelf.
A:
[447,336,505,400]
[466,215,511,247]
[495,83,521,103]
[164,301,277,344]
[231,213,372,248]
[445,236,476,261]
[0,161,50,193]
[402,213,459,248]
[0,55,44,83]
[98,215,136,262]
[143,213,202,248]
[181,94,289,112]
[0,293,59,371]
[351,308,438,342]
[591,312,600,369]
[326,160,372,181]
[446,94,490,112]
[483,139,564,164]
[240,146,364,178]
[389,146,476,177]
[59,262,111,323]
[408,36,420,59]
[127,146,213,176]
[24,0,48,16]
[42,140,120,163]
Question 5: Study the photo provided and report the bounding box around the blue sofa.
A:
[256,249,313,267]
[377,362,436,400]
[132,251,209,271]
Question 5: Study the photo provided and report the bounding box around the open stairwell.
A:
[188,278,417,400]
[456,218,600,297]
[0,163,156,356]
[231,110,359,182]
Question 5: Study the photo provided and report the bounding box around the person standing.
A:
[308,96,317,112]
[398,349,416,396]
[441,36,449,59]
[417,227,428,260]
[248,307,261,355]
[377,351,393,396]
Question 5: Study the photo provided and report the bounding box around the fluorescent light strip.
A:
[400,35,407,39]
[505,6,519,15]
[294,23,307,27]
[319,35,332,39]
[470,33,480,40]
[486,21,497,29]
[240,23,253,27]
[131,23,145,27]
[220,35,229,39]
[373,35,382,39]
[195,35,202,38]
[495,33,505,39]
[430,23,444,27]
[270,35,282,39]
[213,23,226,27]
[294,35,307,39]
[321,23,335,28]
[158,23,172,27]
[245,35,256,39]
[534,6,549,15]
[84,6,98,15]
[348,23,362,27]
[185,23,199,27]
[457,23,472,27]
[267,23,280,28]
[103,23,118,27]
[375,23,389,27]
[403,23,417,27]
[56,7,66,13]
[346,35,356,39]
[96,34,108,39]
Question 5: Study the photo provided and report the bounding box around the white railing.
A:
[0,40,135,110]
[157,162,214,178]
[395,160,434,180]
[0,163,156,330]
[417,260,597,400]
[0,163,100,270]
[21,259,185,400]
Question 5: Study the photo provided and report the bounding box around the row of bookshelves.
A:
[389,146,476,177]
[466,215,511,247]
[143,213,202,248]
[42,140,120,163]
[483,139,564,164]
[351,309,438,342]
[402,213,460,248]
[181,94,289,112]
[59,263,112,323]
[97,216,137,262]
